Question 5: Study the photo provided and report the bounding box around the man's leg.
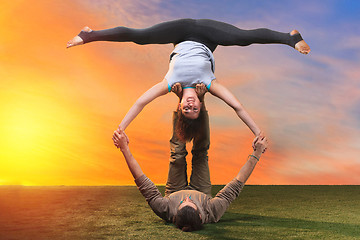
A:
[188,111,212,197]
[165,111,188,196]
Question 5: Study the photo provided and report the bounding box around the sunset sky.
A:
[1,0,359,185]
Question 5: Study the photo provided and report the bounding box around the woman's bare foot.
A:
[67,26,92,48]
[291,30,311,54]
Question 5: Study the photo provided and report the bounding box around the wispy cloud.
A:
[1,0,359,185]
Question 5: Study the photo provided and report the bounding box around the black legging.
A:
[78,18,302,52]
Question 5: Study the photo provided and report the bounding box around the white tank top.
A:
[165,41,216,92]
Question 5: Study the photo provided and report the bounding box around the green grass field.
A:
[0,185,359,240]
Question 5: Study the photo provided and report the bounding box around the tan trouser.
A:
[165,111,211,197]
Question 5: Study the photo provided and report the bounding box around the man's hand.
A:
[112,130,129,151]
[113,129,144,179]
[195,83,208,101]
[171,83,183,98]
[252,131,266,152]
[253,136,268,155]
[116,126,129,144]
[237,136,268,183]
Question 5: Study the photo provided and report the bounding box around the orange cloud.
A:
[1,1,359,186]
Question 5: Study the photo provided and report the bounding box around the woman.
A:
[67,19,310,143]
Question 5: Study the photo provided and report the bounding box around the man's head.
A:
[173,197,203,232]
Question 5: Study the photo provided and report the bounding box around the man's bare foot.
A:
[66,26,92,48]
[195,83,207,101]
[291,30,311,55]
[171,83,183,98]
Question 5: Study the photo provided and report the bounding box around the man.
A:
[112,108,268,232]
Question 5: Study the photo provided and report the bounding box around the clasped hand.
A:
[252,131,268,153]
[112,129,129,150]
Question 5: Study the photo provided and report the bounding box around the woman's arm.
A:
[209,80,261,136]
[118,79,169,131]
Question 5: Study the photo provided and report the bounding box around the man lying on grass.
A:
[112,121,267,232]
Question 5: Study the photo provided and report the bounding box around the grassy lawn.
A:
[0,185,359,240]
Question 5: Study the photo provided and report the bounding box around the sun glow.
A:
[1,0,359,186]
[0,75,88,185]
[3,102,46,156]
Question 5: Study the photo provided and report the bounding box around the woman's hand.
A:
[252,131,267,153]
[113,129,129,149]
[117,126,130,144]
[171,83,183,98]
[254,136,268,155]
[195,83,208,101]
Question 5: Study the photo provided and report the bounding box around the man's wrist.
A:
[251,151,262,160]
[120,146,130,154]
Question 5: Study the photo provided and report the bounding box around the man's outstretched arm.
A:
[209,137,268,223]
[112,130,144,179]
[236,136,268,183]
[112,130,172,221]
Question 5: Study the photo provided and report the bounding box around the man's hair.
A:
[175,110,206,142]
[173,206,203,232]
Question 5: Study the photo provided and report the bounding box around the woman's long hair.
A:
[175,109,206,142]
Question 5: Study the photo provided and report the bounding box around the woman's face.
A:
[179,95,202,119]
